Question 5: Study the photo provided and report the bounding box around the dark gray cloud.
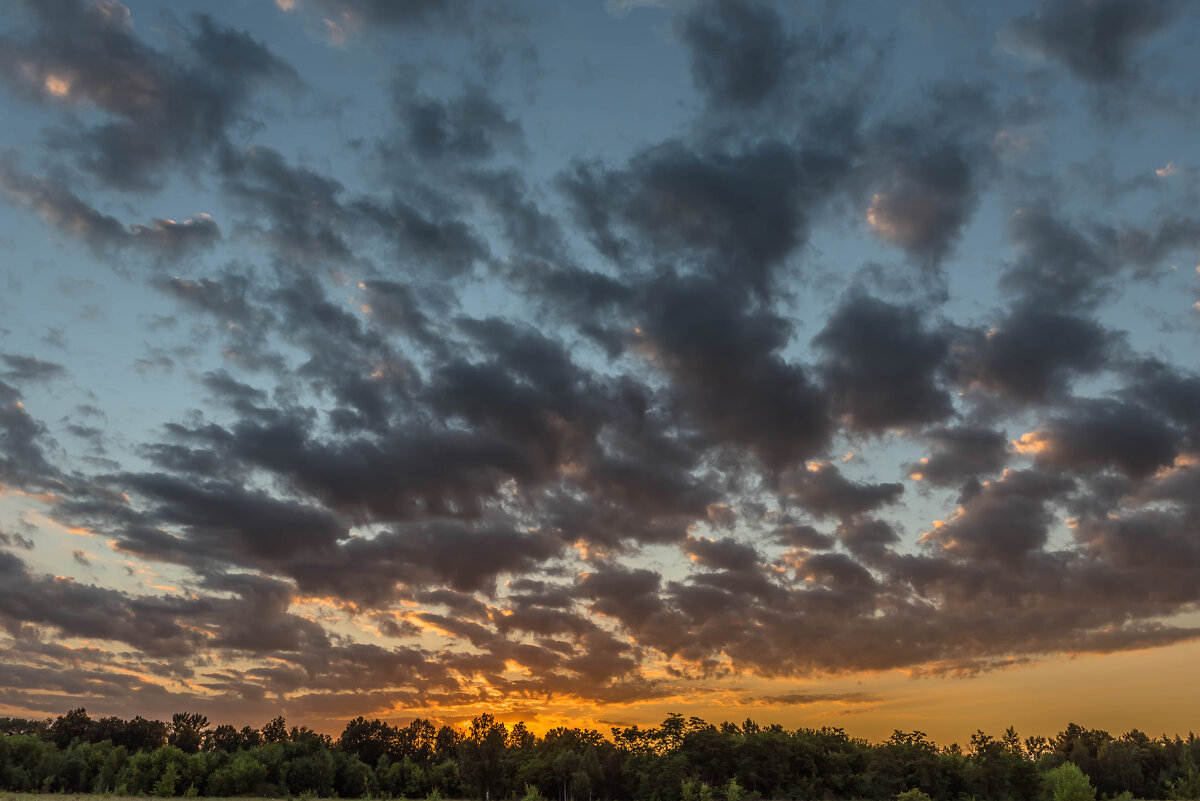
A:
[684,535,761,573]
[998,209,1200,309]
[920,469,1075,566]
[223,146,352,264]
[908,426,1011,487]
[1121,359,1200,449]
[0,549,202,657]
[0,381,20,405]
[5,0,1200,722]
[1,352,67,383]
[635,276,830,471]
[1016,399,1178,478]
[678,0,806,110]
[0,529,35,550]
[814,292,953,432]
[0,159,221,258]
[115,470,349,564]
[356,281,437,345]
[836,518,898,560]
[0,1,298,191]
[772,523,837,551]
[1001,208,1126,308]
[854,82,997,271]
[561,138,848,295]
[355,193,490,278]
[954,305,1116,403]
[1001,0,1178,84]
[396,81,524,162]
[0,397,65,493]
[155,272,280,373]
[862,149,973,264]
[781,462,904,521]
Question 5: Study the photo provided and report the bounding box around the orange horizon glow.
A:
[3,635,1199,747]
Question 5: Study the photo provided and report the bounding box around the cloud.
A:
[0,159,222,258]
[1,353,67,383]
[0,398,67,493]
[222,146,352,264]
[678,0,801,110]
[0,529,35,550]
[1013,399,1177,478]
[6,0,1200,724]
[0,550,203,657]
[907,426,1011,487]
[782,462,904,521]
[919,469,1075,566]
[814,291,953,432]
[855,82,997,271]
[1000,0,1178,84]
[635,276,830,470]
[998,207,1177,307]
[753,691,881,706]
[0,1,298,190]
[395,80,524,162]
[1121,359,1200,450]
[954,305,1116,403]
[772,524,836,551]
[561,138,848,296]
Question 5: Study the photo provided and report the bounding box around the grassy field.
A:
[0,796,480,801]
[0,796,441,801]
[0,796,275,801]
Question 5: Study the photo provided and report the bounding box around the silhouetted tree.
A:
[168,712,209,754]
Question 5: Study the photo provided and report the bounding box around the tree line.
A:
[1,709,1198,800]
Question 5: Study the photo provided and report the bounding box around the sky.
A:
[1,0,1200,747]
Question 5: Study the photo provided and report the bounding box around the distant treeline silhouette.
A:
[1,709,1199,801]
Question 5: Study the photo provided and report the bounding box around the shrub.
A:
[1168,765,1200,801]
[154,761,182,797]
[682,777,716,801]
[1042,762,1096,801]
[897,789,932,801]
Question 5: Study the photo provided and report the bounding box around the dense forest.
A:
[1,709,1198,801]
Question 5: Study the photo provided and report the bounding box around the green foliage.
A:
[206,749,267,796]
[335,752,377,799]
[1042,760,1097,801]
[896,789,932,801]
[284,750,335,797]
[168,714,209,756]
[0,711,1199,801]
[681,776,715,801]
[154,761,182,797]
[1168,764,1200,801]
[262,716,289,745]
